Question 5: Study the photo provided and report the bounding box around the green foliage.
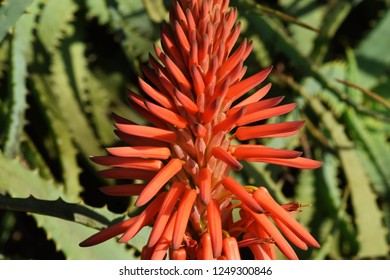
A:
[0,0,34,43]
[0,0,389,260]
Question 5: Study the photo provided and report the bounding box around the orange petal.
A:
[99,184,146,196]
[111,113,135,125]
[197,92,205,113]
[153,43,165,64]
[144,100,188,129]
[248,224,277,260]
[119,193,167,243]
[244,237,274,260]
[196,247,204,259]
[98,168,156,180]
[211,146,242,171]
[242,204,298,260]
[248,226,277,260]
[115,124,177,143]
[199,167,212,205]
[216,18,234,54]
[213,106,246,133]
[238,236,270,247]
[149,52,166,75]
[253,187,320,248]
[236,121,305,140]
[272,217,308,250]
[192,122,207,138]
[141,65,166,95]
[225,17,240,54]
[79,217,136,247]
[226,66,272,101]
[282,202,301,213]
[230,95,284,116]
[221,0,230,13]
[236,103,297,126]
[148,182,186,247]
[174,88,198,115]
[207,198,223,258]
[205,56,218,84]
[149,50,167,74]
[114,130,169,147]
[91,156,163,171]
[136,158,183,207]
[247,157,323,169]
[151,212,177,260]
[231,83,272,109]
[202,97,222,124]
[191,65,205,95]
[161,24,187,72]
[232,145,302,160]
[172,1,188,32]
[222,60,245,87]
[158,68,175,96]
[141,245,156,260]
[173,20,190,55]
[128,90,169,128]
[212,76,230,102]
[106,146,171,159]
[200,232,214,260]
[185,7,196,35]
[138,78,175,110]
[218,39,248,77]
[198,34,210,65]
[220,177,264,213]
[223,237,241,260]
[251,244,272,260]
[172,189,197,249]
[170,247,187,260]
[164,54,191,92]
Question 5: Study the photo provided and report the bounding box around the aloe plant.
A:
[0,0,389,260]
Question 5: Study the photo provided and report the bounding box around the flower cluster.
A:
[80,0,321,260]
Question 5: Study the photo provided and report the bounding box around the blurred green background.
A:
[0,0,389,259]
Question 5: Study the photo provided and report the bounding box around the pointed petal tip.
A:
[253,187,320,249]
[135,158,183,207]
[221,177,264,214]
[172,188,197,250]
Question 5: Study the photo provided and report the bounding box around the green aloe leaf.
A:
[49,48,101,157]
[308,98,388,258]
[30,73,82,199]
[283,0,325,56]
[66,40,116,146]
[0,33,9,80]
[3,0,38,158]
[37,0,78,53]
[0,152,136,259]
[84,69,117,146]
[344,105,390,199]
[0,195,110,230]
[310,1,355,64]
[315,153,358,259]
[107,0,158,71]
[302,59,388,257]
[143,0,168,23]
[238,1,390,122]
[355,9,390,89]
[85,0,110,24]
[0,0,34,43]
[294,170,316,227]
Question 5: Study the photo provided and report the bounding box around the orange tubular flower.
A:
[80,0,322,259]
